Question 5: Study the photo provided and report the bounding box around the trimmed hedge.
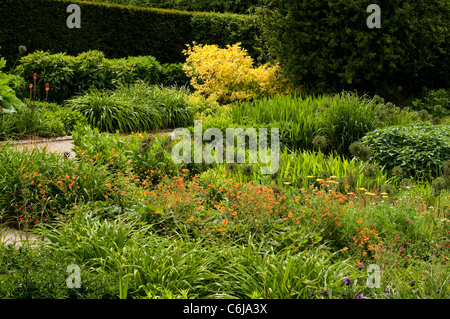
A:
[0,0,260,69]
[258,0,450,99]
[84,0,265,14]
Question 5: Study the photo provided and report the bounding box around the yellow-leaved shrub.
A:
[183,42,292,104]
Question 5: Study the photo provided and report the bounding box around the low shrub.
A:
[361,123,450,179]
[183,42,291,104]
[411,88,450,117]
[0,58,24,114]
[13,50,189,103]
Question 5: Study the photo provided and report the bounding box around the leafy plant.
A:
[0,59,24,114]
[361,123,450,179]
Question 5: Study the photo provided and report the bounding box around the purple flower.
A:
[356,294,364,299]
[310,291,316,297]
[320,290,329,296]
[359,264,364,269]
[344,277,351,285]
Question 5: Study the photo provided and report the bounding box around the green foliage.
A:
[223,147,390,191]
[66,82,194,133]
[0,101,86,140]
[257,0,450,97]
[0,59,23,114]
[6,74,28,101]
[71,125,185,182]
[0,244,119,299]
[13,50,187,103]
[361,124,450,179]
[318,92,380,156]
[411,88,450,117]
[0,0,260,69]
[86,0,265,14]
[227,93,397,155]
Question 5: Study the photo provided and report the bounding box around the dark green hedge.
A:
[82,0,265,14]
[0,0,260,69]
[258,0,450,99]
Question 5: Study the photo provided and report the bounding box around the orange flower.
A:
[342,247,348,251]
[357,220,362,224]
[232,211,237,216]
[223,219,228,225]
[40,190,45,194]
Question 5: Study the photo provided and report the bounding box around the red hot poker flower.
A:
[45,83,49,91]
[33,73,37,78]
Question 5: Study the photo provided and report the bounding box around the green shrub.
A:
[0,59,24,114]
[411,88,450,117]
[7,74,28,101]
[13,50,193,103]
[160,62,190,87]
[257,0,450,97]
[361,123,450,179]
[0,0,260,69]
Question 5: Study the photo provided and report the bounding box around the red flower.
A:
[45,83,49,91]
[444,257,449,262]
[29,83,33,89]
[33,73,37,79]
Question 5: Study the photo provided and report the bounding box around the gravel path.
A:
[11,136,77,158]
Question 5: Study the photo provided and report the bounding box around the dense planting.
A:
[0,0,261,68]
[257,0,450,99]
[1,0,449,301]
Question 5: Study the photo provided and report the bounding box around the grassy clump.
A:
[66,82,194,133]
